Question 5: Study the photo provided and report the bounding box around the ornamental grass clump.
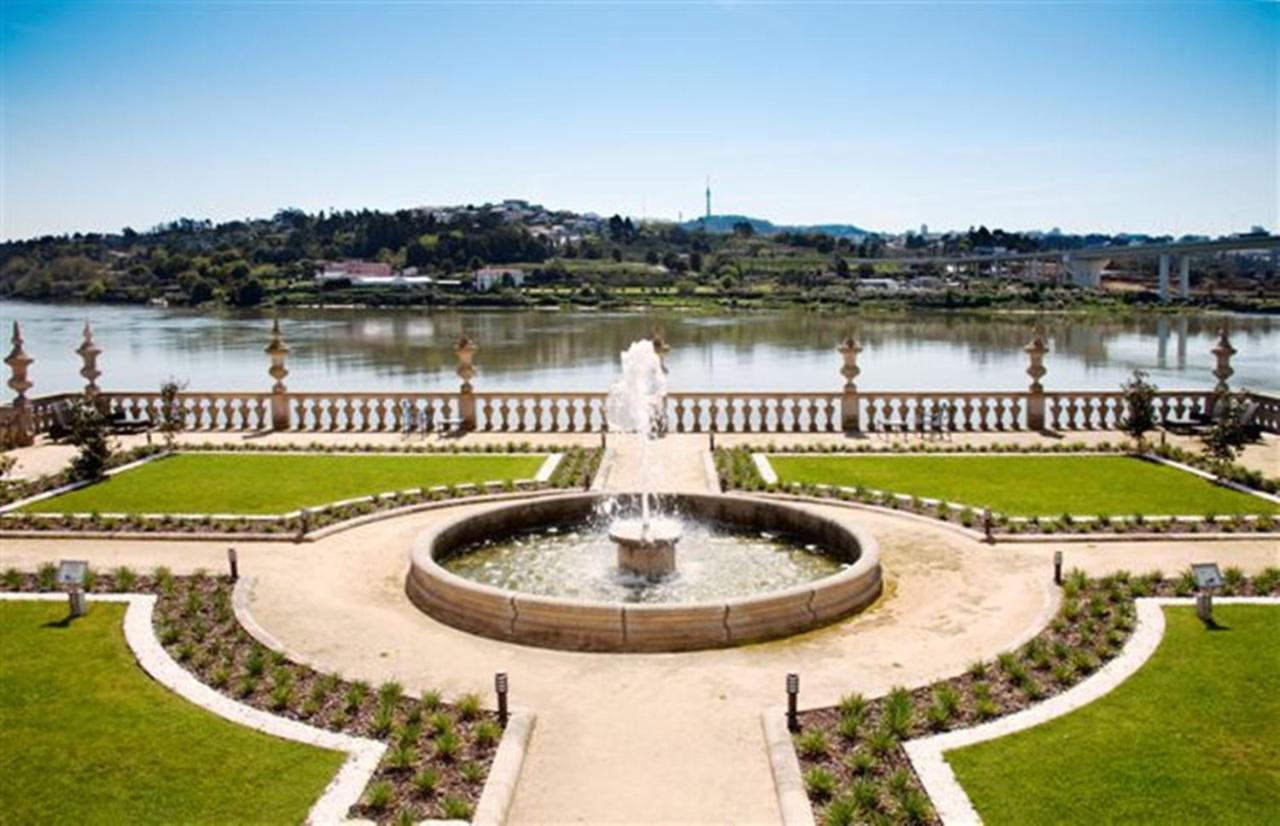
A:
[804,767,837,801]
[796,729,830,759]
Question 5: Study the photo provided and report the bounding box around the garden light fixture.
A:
[57,559,88,617]
[227,547,239,581]
[495,671,509,726]
[786,672,800,732]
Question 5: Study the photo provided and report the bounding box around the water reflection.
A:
[2,301,1275,394]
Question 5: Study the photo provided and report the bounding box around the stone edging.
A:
[0,591,385,825]
[702,450,722,494]
[533,452,563,483]
[903,596,1280,825]
[231,579,536,826]
[761,707,816,826]
[1142,452,1280,505]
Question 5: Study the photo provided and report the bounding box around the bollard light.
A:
[495,671,509,726]
[709,432,716,452]
[57,560,88,618]
[786,672,800,732]
[227,547,239,581]
[1053,551,1063,585]
[600,432,607,450]
[1190,563,1222,625]
[982,509,995,543]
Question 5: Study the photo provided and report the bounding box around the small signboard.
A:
[56,559,88,588]
[1190,563,1223,591]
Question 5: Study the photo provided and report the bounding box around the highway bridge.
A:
[850,234,1280,300]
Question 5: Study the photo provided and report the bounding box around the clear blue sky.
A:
[2,1,1275,240]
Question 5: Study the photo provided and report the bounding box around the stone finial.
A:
[265,318,290,393]
[1024,323,1049,393]
[455,335,478,392]
[1212,322,1235,394]
[5,321,33,404]
[76,321,102,396]
[837,334,862,391]
[650,323,670,373]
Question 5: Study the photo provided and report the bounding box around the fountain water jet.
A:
[605,339,681,578]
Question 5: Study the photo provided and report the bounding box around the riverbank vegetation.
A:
[4,205,1276,314]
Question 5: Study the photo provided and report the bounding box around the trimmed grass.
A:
[946,605,1280,825]
[22,451,547,515]
[767,454,1277,517]
[0,600,344,824]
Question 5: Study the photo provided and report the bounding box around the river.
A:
[2,301,1276,395]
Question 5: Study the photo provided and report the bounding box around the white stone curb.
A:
[1143,452,1280,505]
[904,596,1280,825]
[761,707,816,826]
[0,591,385,825]
[703,450,722,494]
[533,452,563,483]
[752,453,779,485]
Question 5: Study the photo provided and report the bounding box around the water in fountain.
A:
[605,339,681,577]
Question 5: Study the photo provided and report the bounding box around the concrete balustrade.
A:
[3,318,1276,447]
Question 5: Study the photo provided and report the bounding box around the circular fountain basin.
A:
[405,492,882,652]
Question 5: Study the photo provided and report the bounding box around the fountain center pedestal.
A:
[609,517,682,578]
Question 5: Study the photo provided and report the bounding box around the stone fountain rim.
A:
[407,490,880,613]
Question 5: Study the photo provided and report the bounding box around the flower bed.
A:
[791,569,1280,825]
[0,567,503,824]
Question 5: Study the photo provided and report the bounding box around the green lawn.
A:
[0,601,344,824]
[23,452,547,515]
[767,454,1277,517]
[946,605,1280,825]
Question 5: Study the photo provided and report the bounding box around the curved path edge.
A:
[0,591,385,825]
[903,596,1280,825]
[232,578,536,826]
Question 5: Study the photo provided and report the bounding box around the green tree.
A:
[66,396,114,481]
[157,378,188,449]
[1118,370,1158,448]
[1202,390,1251,469]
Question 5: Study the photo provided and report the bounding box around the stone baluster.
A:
[837,334,862,432]
[1211,323,1235,397]
[5,322,34,446]
[265,319,290,430]
[1024,323,1049,430]
[455,336,478,432]
[76,321,102,399]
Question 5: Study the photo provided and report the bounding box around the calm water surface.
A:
[3,301,1276,394]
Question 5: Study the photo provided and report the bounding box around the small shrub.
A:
[244,648,266,679]
[1,568,21,589]
[413,767,440,797]
[850,777,881,812]
[823,795,859,826]
[441,796,472,820]
[434,730,461,762]
[36,562,58,591]
[113,566,137,592]
[460,761,484,784]
[377,679,404,710]
[427,711,453,736]
[474,719,502,747]
[867,728,897,755]
[837,692,867,721]
[795,729,829,758]
[419,688,442,710]
[457,691,483,721]
[846,749,876,776]
[804,766,837,800]
[836,713,861,741]
[966,660,987,679]
[370,705,395,738]
[362,780,393,811]
[344,681,369,713]
[883,686,914,739]
[1052,662,1076,686]
[385,742,417,772]
[975,697,1000,720]
[898,789,934,824]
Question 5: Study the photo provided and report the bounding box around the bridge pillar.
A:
[1062,254,1106,288]
[1177,255,1190,298]
[1157,254,1170,301]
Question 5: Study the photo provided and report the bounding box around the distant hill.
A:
[682,214,869,239]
